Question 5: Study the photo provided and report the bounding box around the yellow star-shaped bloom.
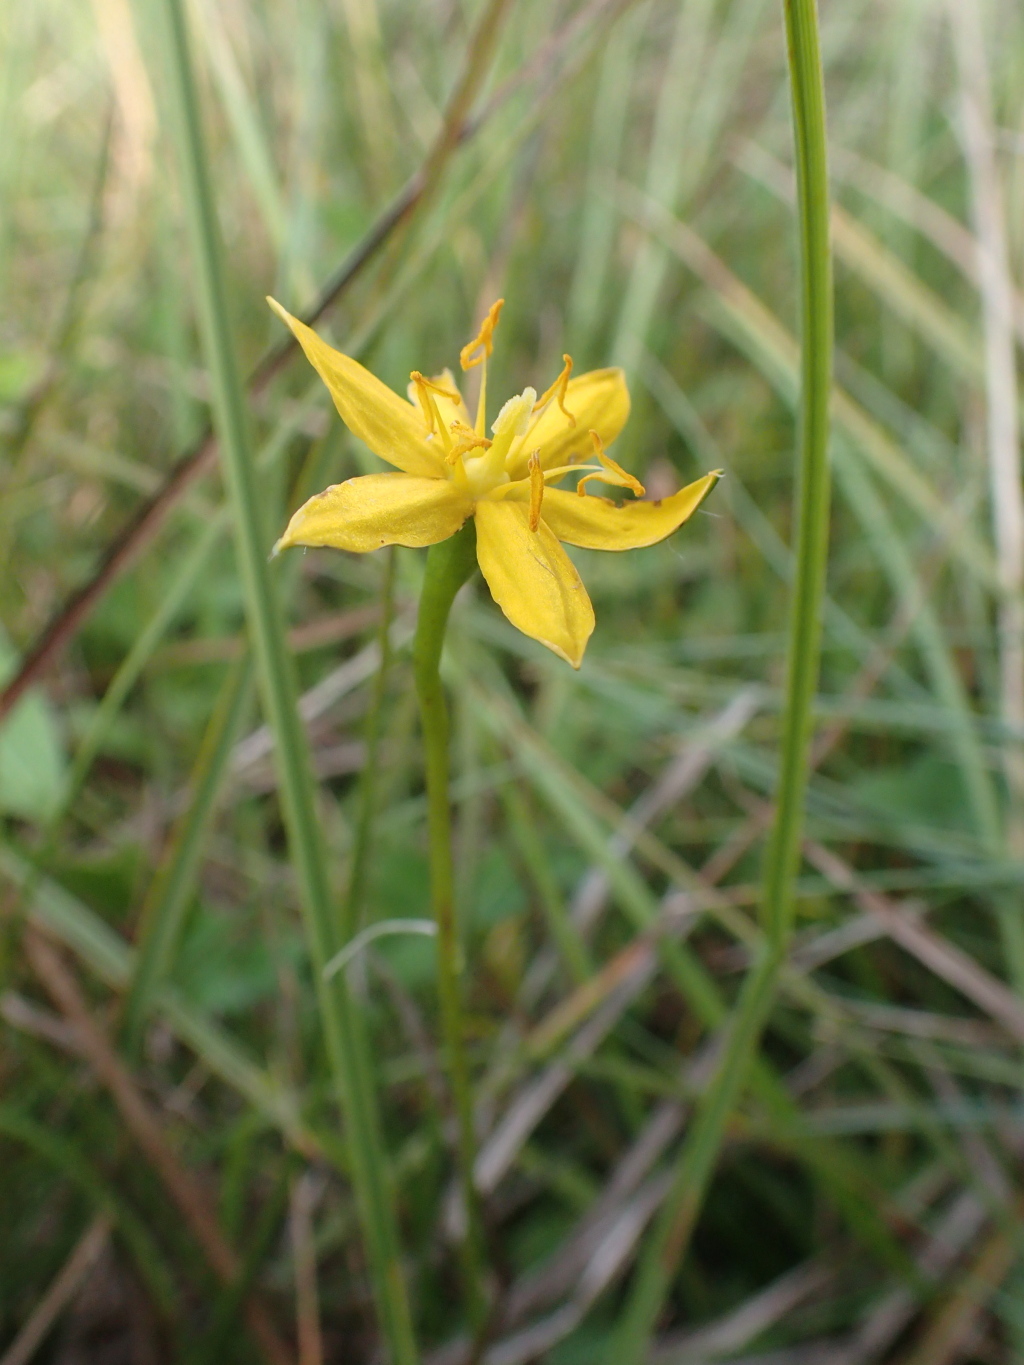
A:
[270,297,720,667]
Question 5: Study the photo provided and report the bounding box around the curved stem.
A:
[412,520,488,1327]
[605,1,833,1359]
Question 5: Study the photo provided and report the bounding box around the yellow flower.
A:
[270,297,721,668]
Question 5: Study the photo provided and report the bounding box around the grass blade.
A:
[145,0,417,1356]
[121,652,254,1055]
[605,0,833,1354]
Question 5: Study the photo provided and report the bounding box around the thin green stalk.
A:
[122,653,254,1057]
[148,1,417,1359]
[606,1,833,1357]
[411,520,488,1328]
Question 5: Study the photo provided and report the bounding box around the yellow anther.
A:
[528,451,544,531]
[447,421,492,466]
[534,354,576,426]
[460,298,505,371]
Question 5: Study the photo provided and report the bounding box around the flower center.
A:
[460,386,536,498]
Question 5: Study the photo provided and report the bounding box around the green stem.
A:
[150,1,417,1360]
[606,1,833,1358]
[412,520,488,1327]
[760,0,834,949]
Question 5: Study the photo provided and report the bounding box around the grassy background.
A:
[4,0,1024,1359]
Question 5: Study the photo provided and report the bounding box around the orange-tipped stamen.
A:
[460,298,505,371]
[589,430,645,496]
[528,451,544,531]
[410,371,459,451]
[534,354,576,426]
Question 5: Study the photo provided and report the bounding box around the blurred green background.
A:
[4,0,1024,1360]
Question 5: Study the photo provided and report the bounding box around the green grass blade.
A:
[145,0,417,1356]
[0,1104,176,1313]
[605,1,833,1355]
[1,842,319,1153]
[122,652,254,1056]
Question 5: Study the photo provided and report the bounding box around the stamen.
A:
[410,371,459,451]
[476,359,489,439]
[575,468,638,496]
[460,298,505,371]
[534,354,576,426]
[528,451,544,531]
[589,430,645,496]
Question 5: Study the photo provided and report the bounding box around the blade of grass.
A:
[2,842,322,1154]
[627,206,1004,862]
[605,0,833,1354]
[625,188,1000,593]
[613,0,765,382]
[567,0,650,358]
[466,678,916,1287]
[24,930,294,1365]
[0,1105,175,1313]
[191,1164,294,1365]
[948,0,1024,859]
[121,652,254,1056]
[641,354,924,700]
[142,1,417,1355]
[0,1214,112,1365]
[737,141,982,383]
[188,0,287,252]
[499,778,594,987]
[340,546,396,943]
[630,187,1022,985]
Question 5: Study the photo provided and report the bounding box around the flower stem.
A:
[412,520,488,1327]
[604,1,833,1359]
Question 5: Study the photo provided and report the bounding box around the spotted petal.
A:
[275,474,472,553]
[268,299,444,477]
[474,500,595,668]
[539,472,721,550]
[507,367,631,479]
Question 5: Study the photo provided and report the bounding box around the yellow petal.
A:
[474,500,595,668]
[268,298,444,477]
[276,474,472,553]
[538,471,722,550]
[507,367,631,479]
